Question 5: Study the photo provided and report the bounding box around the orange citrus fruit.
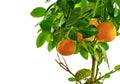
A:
[57,39,76,56]
[96,22,116,42]
[77,32,94,42]
[77,33,83,42]
[89,18,99,27]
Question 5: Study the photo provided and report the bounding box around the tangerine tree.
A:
[31,0,120,84]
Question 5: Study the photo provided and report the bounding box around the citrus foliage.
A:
[75,69,91,81]
[31,0,120,83]
[68,77,76,82]
[31,0,119,57]
[114,64,120,71]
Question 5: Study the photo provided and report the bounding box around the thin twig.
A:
[94,70,116,83]
[62,56,69,68]
[55,54,82,84]
[57,54,61,62]
[55,59,67,70]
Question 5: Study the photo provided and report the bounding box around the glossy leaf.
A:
[79,44,89,60]
[115,0,120,8]
[47,41,55,52]
[30,7,46,17]
[94,5,104,18]
[36,32,49,48]
[99,44,110,69]
[80,0,87,6]
[75,69,91,81]
[88,0,97,3]
[80,25,98,38]
[68,77,76,82]
[40,19,52,32]
[80,2,95,14]
[114,6,119,17]
[53,31,63,46]
[73,0,81,4]
[56,0,68,9]
[114,64,120,71]
[99,42,109,51]
[104,73,111,78]
[67,18,88,27]
[107,0,114,17]
[74,43,80,54]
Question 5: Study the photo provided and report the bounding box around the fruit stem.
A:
[90,56,96,84]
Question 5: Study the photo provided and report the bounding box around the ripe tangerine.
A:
[96,22,116,42]
[57,39,76,56]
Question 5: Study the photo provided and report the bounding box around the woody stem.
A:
[91,57,96,84]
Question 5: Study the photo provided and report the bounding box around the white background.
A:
[0,0,120,84]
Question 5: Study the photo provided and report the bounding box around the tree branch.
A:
[55,54,82,84]
[90,57,96,84]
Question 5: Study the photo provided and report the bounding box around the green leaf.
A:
[117,32,120,36]
[67,18,88,27]
[47,41,55,52]
[80,25,98,38]
[57,0,74,10]
[99,42,109,51]
[68,77,76,82]
[114,64,120,71]
[56,0,68,9]
[88,0,97,3]
[75,69,91,81]
[94,3,104,18]
[74,43,80,54]
[79,44,89,60]
[52,31,63,46]
[104,73,111,78]
[36,32,49,48]
[73,0,81,4]
[40,19,52,32]
[87,44,98,60]
[59,16,66,27]
[80,2,95,14]
[115,0,120,8]
[96,51,104,65]
[80,0,87,6]
[114,6,119,17]
[107,0,114,17]
[86,25,99,35]
[99,44,110,69]
[68,0,75,9]
[30,7,46,18]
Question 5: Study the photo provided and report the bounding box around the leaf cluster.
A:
[30,0,120,69]
[30,0,120,83]
[30,0,120,51]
